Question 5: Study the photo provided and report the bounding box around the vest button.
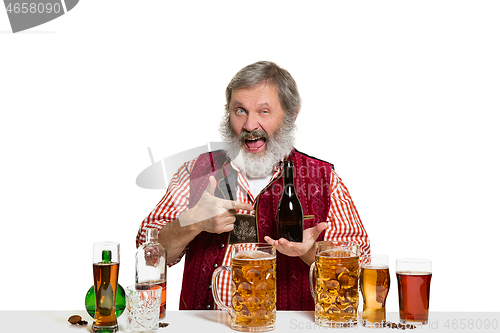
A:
[206,304,212,310]
[220,243,225,248]
[213,263,218,268]
[208,285,212,290]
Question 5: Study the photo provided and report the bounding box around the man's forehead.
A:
[231,100,272,107]
[229,83,280,106]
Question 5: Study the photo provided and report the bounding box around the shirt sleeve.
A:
[323,169,371,259]
[135,159,197,266]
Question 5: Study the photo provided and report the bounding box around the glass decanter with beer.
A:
[135,228,167,319]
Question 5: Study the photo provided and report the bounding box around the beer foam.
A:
[396,271,431,275]
[363,265,389,269]
[319,249,356,258]
[235,250,275,260]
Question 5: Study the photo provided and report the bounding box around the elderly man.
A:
[136,61,370,311]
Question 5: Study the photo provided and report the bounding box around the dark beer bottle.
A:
[277,160,303,242]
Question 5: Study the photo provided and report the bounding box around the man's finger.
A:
[223,223,235,233]
[307,222,328,241]
[314,222,328,237]
[264,236,275,245]
[224,215,237,224]
[204,175,217,196]
[278,238,289,246]
[219,198,254,212]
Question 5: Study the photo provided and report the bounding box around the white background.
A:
[1,1,499,313]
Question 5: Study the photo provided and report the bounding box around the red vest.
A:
[179,149,332,310]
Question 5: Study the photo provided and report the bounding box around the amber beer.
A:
[310,242,360,327]
[92,242,120,333]
[93,262,119,328]
[231,251,276,329]
[212,244,276,332]
[396,258,432,325]
[360,256,390,326]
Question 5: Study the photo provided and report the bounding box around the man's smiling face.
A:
[228,82,285,156]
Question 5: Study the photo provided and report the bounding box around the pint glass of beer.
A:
[396,258,432,325]
[212,243,276,332]
[309,241,360,327]
[360,254,390,328]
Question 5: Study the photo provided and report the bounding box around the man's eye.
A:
[235,108,246,115]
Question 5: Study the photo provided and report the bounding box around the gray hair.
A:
[224,61,301,118]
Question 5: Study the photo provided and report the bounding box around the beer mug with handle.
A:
[212,243,277,332]
[309,241,360,327]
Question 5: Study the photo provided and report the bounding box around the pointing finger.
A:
[204,176,217,196]
[219,199,253,212]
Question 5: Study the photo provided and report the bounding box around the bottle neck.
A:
[283,162,295,192]
[146,228,159,243]
[101,250,112,263]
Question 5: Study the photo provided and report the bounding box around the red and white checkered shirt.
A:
[136,157,371,309]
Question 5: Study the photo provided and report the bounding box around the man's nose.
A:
[243,113,261,132]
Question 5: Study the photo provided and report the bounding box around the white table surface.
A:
[1,310,499,332]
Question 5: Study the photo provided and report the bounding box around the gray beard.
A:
[219,115,296,179]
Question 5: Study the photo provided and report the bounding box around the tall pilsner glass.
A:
[92,242,120,333]
[360,254,390,327]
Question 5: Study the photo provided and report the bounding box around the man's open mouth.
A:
[245,137,266,150]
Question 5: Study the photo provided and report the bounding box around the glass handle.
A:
[211,266,232,315]
[309,261,316,301]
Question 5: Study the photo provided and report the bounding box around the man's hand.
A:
[264,222,327,266]
[179,176,254,234]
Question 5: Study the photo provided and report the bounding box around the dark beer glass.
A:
[396,258,432,325]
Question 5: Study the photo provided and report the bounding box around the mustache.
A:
[239,129,269,141]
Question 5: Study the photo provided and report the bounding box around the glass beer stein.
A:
[212,243,277,332]
[309,241,360,327]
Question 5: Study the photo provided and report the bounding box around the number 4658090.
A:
[444,319,498,330]
[6,2,61,14]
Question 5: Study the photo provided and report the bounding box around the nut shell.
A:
[68,315,82,324]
